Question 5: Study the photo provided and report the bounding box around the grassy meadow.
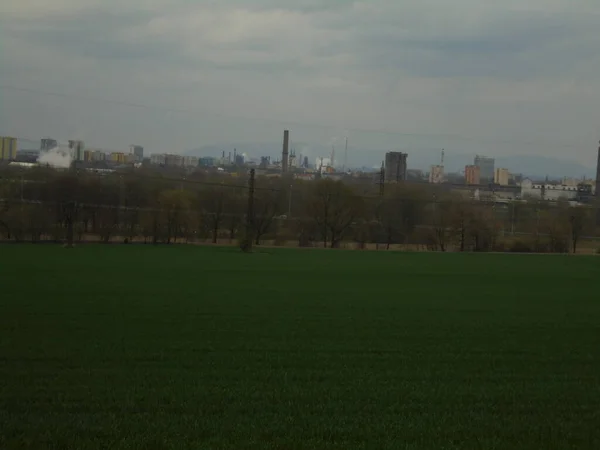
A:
[1,245,599,449]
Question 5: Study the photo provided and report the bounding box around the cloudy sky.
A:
[1,0,599,166]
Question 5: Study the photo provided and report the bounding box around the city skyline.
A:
[1,1,600,166]
[6,134,600,179]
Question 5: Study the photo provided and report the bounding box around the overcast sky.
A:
[1,0,599,166]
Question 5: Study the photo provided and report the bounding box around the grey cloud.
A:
[2,1,600,165]
[3,11,178,61]
[352,11,600,79]
[10,3,597,82]
[3,9,324,73]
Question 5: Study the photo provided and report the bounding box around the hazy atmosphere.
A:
[1,0,600,173]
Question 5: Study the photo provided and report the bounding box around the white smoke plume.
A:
[37,145,72,169]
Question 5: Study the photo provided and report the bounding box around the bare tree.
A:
[376,187,423,250]
[449,200,473,252]
[429,196,451,252]
[306,180,364,248]
[199,187,230,244]
[568,206,591,254]
[252,190,282,245]
[50,174,82,247]
[158,189,194,244]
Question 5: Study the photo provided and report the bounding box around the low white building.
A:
[520,179,579,201]
[8,161,36,169]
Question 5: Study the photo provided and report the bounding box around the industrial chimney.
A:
[596,141,600,197]
[282,130,289,173]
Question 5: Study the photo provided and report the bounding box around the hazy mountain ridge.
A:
[188,144,594,179]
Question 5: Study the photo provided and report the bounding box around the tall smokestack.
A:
[282,130,289,173]
[596,141,600,197]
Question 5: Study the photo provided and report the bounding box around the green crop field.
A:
[1,245,600,449]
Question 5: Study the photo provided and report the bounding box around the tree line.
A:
[0,166,598,253]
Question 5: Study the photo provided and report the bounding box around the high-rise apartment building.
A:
[429,165,444,184]
[465,165,481,185]
[110,152,126,163]
[183,156,199,167]
[40,138,58,152]
[130,145,144,162]
[0,137,18,161]
[68,140,85,161]
[151,154,166,165]
[494,168,509,186]
[384,152,408,183]
[474,155,494,181]
[92,150,106,161]
[165,154,184,167]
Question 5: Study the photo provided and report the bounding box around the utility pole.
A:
[242,168,255,252]
[510,202,516,236]
[375,161,386,251]
[118,175,124,239]
[19,175,24,216]
[288,184,293,218]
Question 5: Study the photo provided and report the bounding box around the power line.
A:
[0,84,593,151]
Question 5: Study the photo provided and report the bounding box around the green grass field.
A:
[1,245,600,449]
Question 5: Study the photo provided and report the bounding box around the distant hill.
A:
[187,144,595,179]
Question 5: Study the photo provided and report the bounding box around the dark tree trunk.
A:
[152,216,158,245]
[65,218,74,247]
